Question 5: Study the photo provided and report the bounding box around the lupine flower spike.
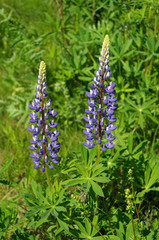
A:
[28,61,60,172]
[83,35,118,164]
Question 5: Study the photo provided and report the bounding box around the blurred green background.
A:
[0,0,159,239]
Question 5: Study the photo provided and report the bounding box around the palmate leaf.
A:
[125,98,139,110]
[75,217,107,239]
[91,164,106,176]
[63,161,109,196]
[23,180,68,229]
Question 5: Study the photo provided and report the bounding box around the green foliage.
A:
[64,145,109,192]
[0,0,159,239]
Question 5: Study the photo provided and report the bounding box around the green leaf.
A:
[142,98,157,109]
[139,112,144,129]
[51,209,58,217]
[90,180,104,197]
[146,34,155,52]
[145,164,159,190]
[92,216,99,236]
[0,179,17,186]
[85,218,91,236]
[63,178,86,187]
[0,157,14,175]
[75,220,88,235]
[92,176,110,183]
[126,221,134,240]
[91,164,106,177]
[73,49,80,69]
[116,221,125,240]
[88,146,97,163]
[55,206,66,212]
[109,236,120,240]
[146,114,159,124]
[125,98,138,110]
[54,227,64,236]
[137,190,146,198]
[93,237,108,240]
[121,39,132,55]
[78,76,92,81]
[81,143,89,163]
[31,180,38,198]
[128,133,133,153]
[111,150,120,162]
[132,140,147,155]
[35,216,49,229]
[122,61,131,73]
[57,217,69,232]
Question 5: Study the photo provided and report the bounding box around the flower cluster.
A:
[83,35,118,151]
[28,61,60,172]
[125,188,134,213]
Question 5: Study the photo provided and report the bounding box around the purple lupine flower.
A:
[28,61,60,172]
[83,35,118,151]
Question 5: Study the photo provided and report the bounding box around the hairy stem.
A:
[41,93,46,162]
[45,167,51,189]
[97,74,105,164]
[96,144,100,164]
[41,91,51,189]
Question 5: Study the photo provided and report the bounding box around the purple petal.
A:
[106,142,114,149]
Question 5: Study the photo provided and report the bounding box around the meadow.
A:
[0,0,159,239]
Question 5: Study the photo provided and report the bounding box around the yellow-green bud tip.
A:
[101,34,109,56]
[39,61,46,76]
[103,34,109,47]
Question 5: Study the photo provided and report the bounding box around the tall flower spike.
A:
[28,61,60,172]
[83,35,117,152]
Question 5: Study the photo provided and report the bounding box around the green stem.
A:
[45,167,51,189]
[96,144,100,164]
[131,183,145,239]
[131,213,136,240]
[103,198,114,235]
[81,201,105,240]
[87,218,105,240]
[55,217,61,240]
[149,58,153,76]
[131,183,140,223]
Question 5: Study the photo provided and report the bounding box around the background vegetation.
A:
[0,0,159,239]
